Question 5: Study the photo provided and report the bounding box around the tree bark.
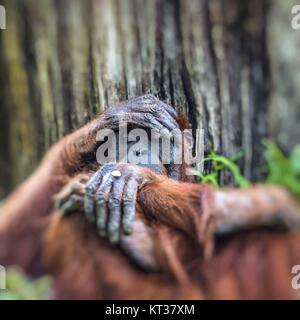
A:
[0,0,299,199]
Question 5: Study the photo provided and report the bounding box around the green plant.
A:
[192,141,300,201]
[0,267,52,300]
[192,150,251,188]
[263,140,300,200]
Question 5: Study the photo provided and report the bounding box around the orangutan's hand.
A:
[101,94,179,134]
[54,167,162,272]
[55,163,159,243]
[83,163,159,244]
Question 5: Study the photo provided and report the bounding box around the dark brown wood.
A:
[0,0,299,198]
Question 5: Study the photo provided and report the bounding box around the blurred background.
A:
[0,0,300,299]
[0,0,300,200]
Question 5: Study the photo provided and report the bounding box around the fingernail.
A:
[124,224,132,235]
[109,233,119,245]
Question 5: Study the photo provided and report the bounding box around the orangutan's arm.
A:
[0,95,178,275]
[139,178,300,256]
[54,162,300,266]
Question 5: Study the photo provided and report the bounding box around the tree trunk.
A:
[0,0,299,199]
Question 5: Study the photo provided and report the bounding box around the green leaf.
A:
[289,145,300,175]
[193,151,251,188]
[207,155,251,188]
[263,140,300,200]
[0,267,52,300]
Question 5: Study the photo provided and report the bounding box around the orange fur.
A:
[44,179,300,299]
[0,111,106,275]
[1,108,300,299]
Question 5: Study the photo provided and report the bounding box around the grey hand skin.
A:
[55,95,181,271]
[84,163,150,244]
[100,95,178,135]
[62,95,181,245]
[84,132,172,245]
[54,168,162,272]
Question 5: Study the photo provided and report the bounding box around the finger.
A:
[102,112,171,135]
[151,110,181,149]
[160,101,178,120]
[95,173,115,236]
[132,95,178,120]
[59,195,83,216]
[141,114,175,143]
[84,170,103,223]
[156,114,181,149]
[155,109,179,132]
[54,180,85,209]
[122,178,138,234]
[108,176,127,244]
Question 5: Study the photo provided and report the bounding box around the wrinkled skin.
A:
[61,94,181,172]
[55,162,300,272]
[3,93,300,282]
[55,168,163,272]
[55,95,300,266]
[101,95,178,133]
[53,95,182,268]
[0,94,181,276]
[76,95,182,243]
[84,163,158,244]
